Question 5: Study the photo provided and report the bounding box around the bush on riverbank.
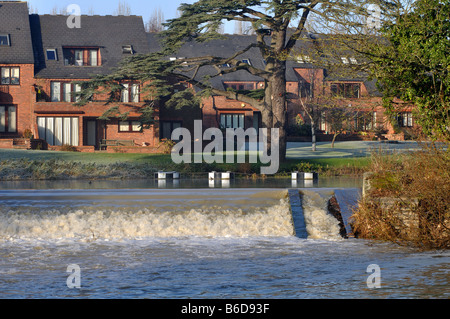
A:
[352,144,450,249]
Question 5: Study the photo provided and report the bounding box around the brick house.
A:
[152,33,416,142]
[29,13,159,151]
[0,2,35,149]
[0,2,416,153]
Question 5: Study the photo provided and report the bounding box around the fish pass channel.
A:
[0,187,449,299]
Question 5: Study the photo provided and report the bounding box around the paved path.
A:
[286,141,424,159]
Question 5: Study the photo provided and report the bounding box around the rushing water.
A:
[0,180,449,299]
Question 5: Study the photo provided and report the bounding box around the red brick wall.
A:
[32,78,160,147]
[202,95,260,131]
[0,64,35,138]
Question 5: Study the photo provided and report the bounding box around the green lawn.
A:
[0,145,373,178]
[0,149,169,165]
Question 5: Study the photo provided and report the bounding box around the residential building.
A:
[153,32,414,142]
[30,13,158,151]
[0,1,416,153]
[0,1,35,149]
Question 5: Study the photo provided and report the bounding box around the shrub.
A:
[60,144,79,152]
[352,144,450,249]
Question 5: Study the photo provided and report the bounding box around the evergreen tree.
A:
[370,0,450,142]
[79,0,400,161]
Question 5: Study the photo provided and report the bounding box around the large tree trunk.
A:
[270,63,288,162]
[266,30,288,162]
[311,122,317,152]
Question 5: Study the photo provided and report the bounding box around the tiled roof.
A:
[30,14,149,79]
[147,32,331,90]
[0,1,34,64]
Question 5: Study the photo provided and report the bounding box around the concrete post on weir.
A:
[209,171,235,180]
[292,171,319,181]
[288,189,308,238]
[154,171,180,180]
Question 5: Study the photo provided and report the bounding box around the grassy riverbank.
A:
[0,153,370,181]
[0,140,424,181]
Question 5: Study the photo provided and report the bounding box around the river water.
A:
[0,178,448,299]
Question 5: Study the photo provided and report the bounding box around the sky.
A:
[25,0,238,33]
[26,0,195,24]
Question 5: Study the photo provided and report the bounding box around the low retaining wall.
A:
[0,139,13,148]
[362,173,449,239]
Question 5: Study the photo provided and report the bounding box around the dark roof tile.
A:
[30,14,148,79]
[0,2,34,64]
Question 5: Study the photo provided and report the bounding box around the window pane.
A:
[10,68,19,85]
[131,84,139,102]
[220,115,226,129]
[47,49,57,60]
[75,84,82,102]
[51,82,61,102]
[0,35,9,46]
[46,117,54,145]
[1,68,10,85]
[233,115,239,128]
[239,114,245,129]
[54,117,63,146]
[37,117,46,141]
[0,106,5,132]
[63,118,72,145]
[408,113,413,127]
[132,121,141,132]
[72,118,79,146]
[119,121,129,132]
[8,106,16,132]
[90,50,98,66]
[162,122,171,139]
[75,50,83,66]
[63,83,72,102]
[121,84,129,102]
[226,115,232,128]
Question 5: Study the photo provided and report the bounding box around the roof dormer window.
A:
[0,34,10,46]
[122,45,135,54]
[46,49,58,61]
[63,47,100,66]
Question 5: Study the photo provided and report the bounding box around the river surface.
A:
[0,178,448,299]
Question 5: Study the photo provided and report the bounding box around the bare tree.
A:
[50,5,68,15]
[234,20,255,35]
[28,4,38,14]
[88,6,95,16]
[114,1,132,16]
[146,7,165,33]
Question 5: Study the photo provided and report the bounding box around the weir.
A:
[288,189,308,239]
[334,189,361,237]
[289,188,361,240]
[0,188,361,241]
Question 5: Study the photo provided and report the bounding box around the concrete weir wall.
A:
[288,188,361,239]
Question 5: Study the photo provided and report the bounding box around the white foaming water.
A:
[0,189,294,240]
[301,190,343,241]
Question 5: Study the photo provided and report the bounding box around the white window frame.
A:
[46,49,58,61]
